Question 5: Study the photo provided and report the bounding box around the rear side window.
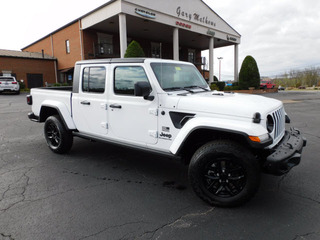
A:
[82,67,106,93]
[114,66,149,95]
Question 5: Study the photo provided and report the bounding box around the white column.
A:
[234,44,239,82]
[173,28,179,60]
[209,37,214,84]
[119,13,127,58]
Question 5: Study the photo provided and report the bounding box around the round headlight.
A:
[266,115,274,133]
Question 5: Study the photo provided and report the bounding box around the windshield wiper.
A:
[163,87,194,93]
[185,85,210,91]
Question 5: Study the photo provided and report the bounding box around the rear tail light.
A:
[12,82,17,84]
[26,95,33,105]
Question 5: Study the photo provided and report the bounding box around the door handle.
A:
[110,104,122,109]
[81,101,91,105]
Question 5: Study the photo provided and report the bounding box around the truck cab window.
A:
[114,66,150,95]
[82,67,106,93]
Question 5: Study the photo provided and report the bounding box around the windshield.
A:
[0,78,14,82]
[150,63,208,91]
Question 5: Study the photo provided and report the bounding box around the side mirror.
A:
[134,81,154,101]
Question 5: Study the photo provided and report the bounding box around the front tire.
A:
[44,115,73,154]
[188,140,260,207]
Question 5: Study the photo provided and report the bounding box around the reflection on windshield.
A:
[150,63,208,91]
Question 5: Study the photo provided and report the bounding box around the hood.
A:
[176,91,283,119]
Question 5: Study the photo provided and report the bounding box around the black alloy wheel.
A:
[44,115,73,154]
[46,121,62,149]
[202,158,246,198]
[188,140,260,207]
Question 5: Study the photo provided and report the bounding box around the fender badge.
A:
[159,132,172,140]
[162,126,170,132]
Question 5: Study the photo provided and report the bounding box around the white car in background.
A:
[0,76,20,94]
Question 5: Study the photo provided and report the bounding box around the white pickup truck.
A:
[27,58,306,207]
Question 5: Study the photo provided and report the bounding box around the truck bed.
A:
[30,87,73,118]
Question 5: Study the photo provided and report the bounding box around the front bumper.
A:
[263,128,307,176]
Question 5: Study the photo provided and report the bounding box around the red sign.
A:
[176,21,191,29]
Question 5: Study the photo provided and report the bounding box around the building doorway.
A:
[27,74,43,88]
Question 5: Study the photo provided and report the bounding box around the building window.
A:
[114,66,150,95]
[65,40,70,54]
[98,33,113,55]
[151,42,161,58]
[82,67,106,93]
[188,49,195,63]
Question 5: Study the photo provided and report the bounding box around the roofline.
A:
[201,0,241,37]
[0,55,57,61]
[0,54,57,61]
[22,0,240,50]
[80,0,118,20]
[21,0,117,50]
[21,19,79,50]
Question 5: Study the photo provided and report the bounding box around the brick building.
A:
[21,0,240,85]
[0,49,56,88]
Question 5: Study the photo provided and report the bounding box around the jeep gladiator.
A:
[27,58,306,207]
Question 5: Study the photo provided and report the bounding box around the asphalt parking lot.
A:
[0,91,319,240]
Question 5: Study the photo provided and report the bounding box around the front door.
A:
[108,65,158,145]
[72,65,108,137]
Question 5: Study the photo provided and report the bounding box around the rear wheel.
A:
[44,115,73,154]
[188,140,260,207]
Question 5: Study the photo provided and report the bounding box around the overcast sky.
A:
[1,0,319,80]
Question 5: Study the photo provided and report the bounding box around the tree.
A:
[239,56,260,90]
[212,75,225,91]
[124,40,145,58]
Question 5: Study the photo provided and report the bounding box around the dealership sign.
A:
[176,21,191,29]
[227,35,237,42]
[176,6,216,27]
[207,29,215,36]
[135,8,156,19]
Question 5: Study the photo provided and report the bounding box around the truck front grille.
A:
[271,107,285,142]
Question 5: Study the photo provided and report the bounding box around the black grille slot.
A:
[271,107,285,140]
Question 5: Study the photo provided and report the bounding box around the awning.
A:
[60,67,74,73]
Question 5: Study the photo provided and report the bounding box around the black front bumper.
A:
[263,128,307,176]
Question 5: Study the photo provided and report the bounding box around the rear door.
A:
[72,64,108,137]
